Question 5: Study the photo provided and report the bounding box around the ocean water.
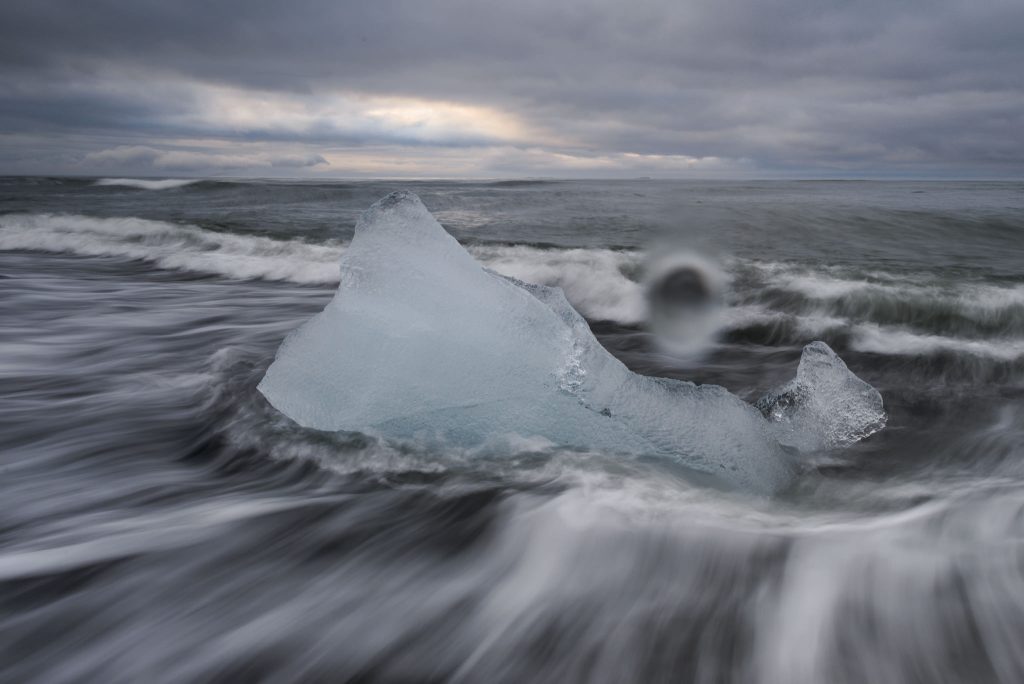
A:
[1,177,1023,683]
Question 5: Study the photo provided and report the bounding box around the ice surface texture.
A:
[756,341,887,452]
[259,192,885,493]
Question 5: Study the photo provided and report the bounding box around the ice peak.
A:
[356,191,436,237]
[376,190,425,212]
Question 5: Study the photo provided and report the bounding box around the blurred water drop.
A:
[644,250,727,357]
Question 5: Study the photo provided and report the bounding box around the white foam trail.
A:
[721,305,1024,359]
[5,213,1020,347]
[851,324,1024,360]
[722,306,850,336]
[95,178,202,190]
[0,213,645,321]
[743,260,1024,318]
[778,274,878,298]
[469,243,645,323]
[959,284,1024,311]
[0,213,343,284]
[746,265,937,302]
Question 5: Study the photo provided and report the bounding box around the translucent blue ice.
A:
[259,192,885,493]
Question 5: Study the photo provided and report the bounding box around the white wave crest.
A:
[8,213,1015,346]
[0,213,646,322]
[741,260,1024,323]
[0,213,343,284]
[851,324,1024,360]
[95,178,201,190]
[469,243,645,323]
[722,306,849,337]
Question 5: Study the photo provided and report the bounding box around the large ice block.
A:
[258,192,885,493]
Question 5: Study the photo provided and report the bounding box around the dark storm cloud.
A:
[0,0,1021,176]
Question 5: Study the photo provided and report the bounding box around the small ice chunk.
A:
[756,341,887,452]
[259,192,885,494]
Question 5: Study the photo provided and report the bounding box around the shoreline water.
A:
[1,177,1023,682]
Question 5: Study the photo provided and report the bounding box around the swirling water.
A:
[1,177,1023,683]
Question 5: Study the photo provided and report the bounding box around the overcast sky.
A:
[1,0,1021,178]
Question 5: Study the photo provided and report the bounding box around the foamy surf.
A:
[4,177,1024,684]
[2,209,1022,361]
[850,324,1024,360]
[0,213,344,284]
[0,212,647,321]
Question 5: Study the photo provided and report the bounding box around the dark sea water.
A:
[1,176,1023,683]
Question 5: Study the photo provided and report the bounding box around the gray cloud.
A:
[0,0,1021,177]
[83,146,329,171]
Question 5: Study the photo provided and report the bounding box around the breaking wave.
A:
[0,213,645,321]
[468,243,646,323]
[2,213,1022,361]
[849,324,1024,360]
[0,213,343,284]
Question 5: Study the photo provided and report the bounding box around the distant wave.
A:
[736,261,1024,339]
[95,178,202,190]
[722,307,1024,360]
[0,213,647,322]
[849,324,1024,360]
[2,212,1022,355]
[0,213,343,284]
